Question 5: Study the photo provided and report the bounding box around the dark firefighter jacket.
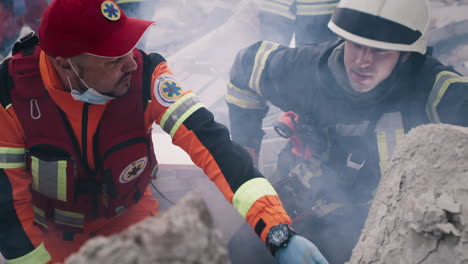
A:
[227,39,468,262]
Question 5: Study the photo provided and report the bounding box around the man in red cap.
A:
[0,1,328,263]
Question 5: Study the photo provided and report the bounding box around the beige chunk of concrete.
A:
[65,193,230,264]
[348,124,468,264]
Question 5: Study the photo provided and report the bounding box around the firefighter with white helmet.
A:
[328,0,430,54]
[227,0,468,262]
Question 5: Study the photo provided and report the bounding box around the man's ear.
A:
[401,52,411,63]
[51,56,72,71]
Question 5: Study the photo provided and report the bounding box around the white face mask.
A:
[67,59,115,105]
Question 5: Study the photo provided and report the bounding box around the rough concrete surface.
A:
[348,124,468,264]
[64,193,230,264]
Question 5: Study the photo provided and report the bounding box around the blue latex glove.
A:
[276,235,329,264]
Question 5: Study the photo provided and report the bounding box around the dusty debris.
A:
[64,192,230,264]
[348,124,468,264]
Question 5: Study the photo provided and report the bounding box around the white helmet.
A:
[328,0,430,54]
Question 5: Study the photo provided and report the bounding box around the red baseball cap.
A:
[39,0,155,58]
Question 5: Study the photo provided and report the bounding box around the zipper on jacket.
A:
[81,103,89,166]
[101,137,148,162]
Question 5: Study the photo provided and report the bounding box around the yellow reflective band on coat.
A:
[54,209,84,228]
[160,93,204,138]
[377,131,389,176]
[233,178,278,218]
[296,1,339,16]
[33,206,47,229]
[226,81,268,109]
[249,41,280,95]
[375,112,405,175]
[0,147,25,169]
[31,157,68,202]
[426,71,468,123]
[260,0,296,20]
[6,242,51,264]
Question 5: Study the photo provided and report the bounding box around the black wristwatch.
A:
[265,223,296,256]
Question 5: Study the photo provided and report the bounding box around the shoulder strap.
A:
[140,50,166,110]
[0,58,13,108]
[12,32,39,56]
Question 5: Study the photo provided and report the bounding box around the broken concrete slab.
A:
[348,124,468,264]
[65,192,230,264]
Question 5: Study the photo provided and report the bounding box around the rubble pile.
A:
[348,124,468,264]
[64,193,230,264]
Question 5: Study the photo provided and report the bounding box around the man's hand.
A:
[276,235,329,264]
[243,146,259,169]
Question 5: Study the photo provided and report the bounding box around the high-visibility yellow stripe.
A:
[226,81,267,109]
[33,206,47,229]
[233,178,278,218]
[6,242,51,264]
[34,206,45,217]
[395,129,404,146]
[297,10,335,15]
[0,147,25,168]
[169,103,204,138]
[160,93,204,138]
[54,208,83,218]
[432,78,468,123]
[226,94,264,109]
[31,157,39,192]
[260,2,296,20]
[57,160,67,202]
[426,71,468,123]
[160,93,195,128]
[296,3,338,15]
[54,209,84,228]
[297,3,338,9]
[0,147,24,154]
[377,132,389,176]
[0,162,25,168]
[249,41,280,95]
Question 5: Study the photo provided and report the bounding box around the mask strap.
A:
[67,59,92,91]
[66,75,73,91]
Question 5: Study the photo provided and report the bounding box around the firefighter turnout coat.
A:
[227,40,468,263]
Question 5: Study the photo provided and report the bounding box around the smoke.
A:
[139,0,263,127]
[122,1,468,264]
[96,1,468,264]
[428,1,468,75]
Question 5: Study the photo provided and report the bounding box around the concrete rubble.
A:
[64,193,230,264]
[348,124,468,264]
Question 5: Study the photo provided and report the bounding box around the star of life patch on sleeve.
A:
[154,73,185,107]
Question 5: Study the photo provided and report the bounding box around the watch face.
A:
[269,224,289,246]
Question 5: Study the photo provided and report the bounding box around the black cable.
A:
[151,180,175,205]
